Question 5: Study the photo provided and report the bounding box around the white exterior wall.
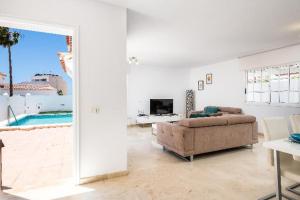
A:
[8,95,26,116]
[0,95,72,122]
[0,0,127,179]
[32,75,68,95]
[50,76,67,95]
[25,95,72,114]
[0,95,8,121]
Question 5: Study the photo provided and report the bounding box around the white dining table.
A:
[260,138,300,200]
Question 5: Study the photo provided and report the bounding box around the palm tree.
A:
[0,27,20,96]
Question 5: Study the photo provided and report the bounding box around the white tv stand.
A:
[136,114,184,125]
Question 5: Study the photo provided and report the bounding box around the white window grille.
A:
[245,62,300,105]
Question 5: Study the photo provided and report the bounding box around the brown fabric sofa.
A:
[157,109,258,161]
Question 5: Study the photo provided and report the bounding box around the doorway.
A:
[0,17,79,192]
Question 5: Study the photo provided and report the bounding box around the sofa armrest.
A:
[157,122,194,157]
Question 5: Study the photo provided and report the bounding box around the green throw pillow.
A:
[204,106,219,114]
[190,113,209,118]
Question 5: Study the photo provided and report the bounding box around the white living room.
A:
[125,29,300,200]
[127,44,300,133]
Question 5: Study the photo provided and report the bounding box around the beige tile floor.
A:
[0,127,73,191]
[1,126,300,200]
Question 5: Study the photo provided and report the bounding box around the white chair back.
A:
[262,117,291,166]
[262,117,290,141]
[289,115,300,161]
[290,115,300,133]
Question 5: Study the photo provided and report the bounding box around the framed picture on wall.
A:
[206,73,213,84]
[198,80,204,90]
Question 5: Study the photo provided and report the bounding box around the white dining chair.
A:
[262,117,291,165]
[290,115,300,133]
[262,117,300,198]
[290,115,300,161]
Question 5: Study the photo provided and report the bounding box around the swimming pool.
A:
[9,114,73,126]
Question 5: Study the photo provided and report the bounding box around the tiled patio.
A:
[0,127,73,192]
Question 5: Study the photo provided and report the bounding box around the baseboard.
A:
[79,170,129,185]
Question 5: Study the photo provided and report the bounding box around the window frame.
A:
[245,62,300,107]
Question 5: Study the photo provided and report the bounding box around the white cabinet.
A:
[136,114,184,125]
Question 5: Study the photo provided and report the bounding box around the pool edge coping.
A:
[0,114,28,127]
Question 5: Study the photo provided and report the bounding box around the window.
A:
[246,62,300,105]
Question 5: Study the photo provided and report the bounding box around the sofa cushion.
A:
[190,113,209,118]
[218,107,242,114]
[204,106,219,114]
[226,115,256,125]
[178,117,228,128]
[208,112,223,117]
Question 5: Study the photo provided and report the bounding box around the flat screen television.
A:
[150,99,173,115]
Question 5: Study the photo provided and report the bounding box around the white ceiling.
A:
[99,0,300,67]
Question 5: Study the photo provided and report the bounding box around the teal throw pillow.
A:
[204,106,219,114]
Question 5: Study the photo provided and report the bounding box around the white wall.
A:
[0,0,127,179]
[8,95,26,116]
[25,95,72,114]
[189,59,300,132]
[240,44,300,70]
[189,59,245,110]
[127,65,190,124]
[0,96,8,121]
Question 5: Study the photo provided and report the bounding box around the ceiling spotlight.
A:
[128,56,139,65]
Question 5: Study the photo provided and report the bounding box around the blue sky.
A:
[0,28,72,94]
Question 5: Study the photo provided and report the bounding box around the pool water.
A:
[9,114,73,126]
